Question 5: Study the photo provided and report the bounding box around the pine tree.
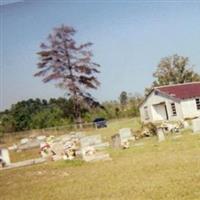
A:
[35,25,101,125]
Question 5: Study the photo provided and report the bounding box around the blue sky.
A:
[1,0,200,111]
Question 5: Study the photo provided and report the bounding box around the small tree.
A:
[35,25,101,125]
[119,91,128,110]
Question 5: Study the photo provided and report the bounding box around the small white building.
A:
[139,82,200,123]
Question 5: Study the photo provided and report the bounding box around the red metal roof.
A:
[155,82,200,100]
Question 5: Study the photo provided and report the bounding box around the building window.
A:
[171,103,177,116]
[196,98,200,110]
[144,106,149,120]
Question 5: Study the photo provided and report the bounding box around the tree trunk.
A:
[73,99,82,129]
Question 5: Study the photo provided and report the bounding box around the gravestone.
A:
[36,135,46,141]
[119,128,135,141]
[3,158,46,170]
[192,118,200,133]
[80,135,109,150]
[111,134,121,148]
[183,121,189,129]
[0,148,11,167]
[80,135,102,148]
[111,128,135,148]
[157,128,165,142]
[20,138,29,145]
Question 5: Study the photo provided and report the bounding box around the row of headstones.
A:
[2,119,200,168]
[158,118,200,142]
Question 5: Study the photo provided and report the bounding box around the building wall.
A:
[181,97,200,119]
[140,91,183,123]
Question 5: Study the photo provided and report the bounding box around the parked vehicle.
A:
[93,118,107,128]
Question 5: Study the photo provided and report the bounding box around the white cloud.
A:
[0,0,23,6]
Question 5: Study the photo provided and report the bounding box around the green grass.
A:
[1,118,200,200]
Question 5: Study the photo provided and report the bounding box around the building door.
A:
[153,103,168,121]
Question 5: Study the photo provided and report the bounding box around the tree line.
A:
[0,94,143,134]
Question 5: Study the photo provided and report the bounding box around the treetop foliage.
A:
[145,54,200,95]
[153,54,200,86]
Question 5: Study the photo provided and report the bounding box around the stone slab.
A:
[80,135,102,147]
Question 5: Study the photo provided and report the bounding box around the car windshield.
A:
[93,118,105,122]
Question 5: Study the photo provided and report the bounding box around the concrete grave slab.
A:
[80,135,102,148]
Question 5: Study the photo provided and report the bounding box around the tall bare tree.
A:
[34,25,101,125]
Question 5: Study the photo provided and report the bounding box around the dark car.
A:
[93,118,107,128]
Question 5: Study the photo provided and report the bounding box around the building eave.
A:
[139,88,181,108]
[139,88,154,108]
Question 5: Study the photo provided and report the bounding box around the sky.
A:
[0,0,200,111]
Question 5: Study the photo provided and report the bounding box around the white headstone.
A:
[192,118,200,133]
[20,138,29,145]
[119,128,135,141]
[157,128,165,142]
[183,121,189,129]
[0,148,11,166]
[36,135,46,141]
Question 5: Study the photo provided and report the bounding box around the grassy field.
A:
[1,118,200,200]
